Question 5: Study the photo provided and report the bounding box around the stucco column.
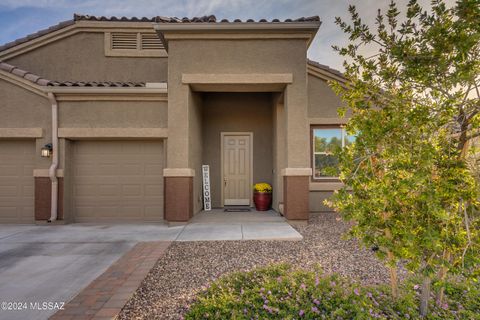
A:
[164,169,194,222]
[166,84,190,169]
[164,83,197,222]
[282,83,311,220]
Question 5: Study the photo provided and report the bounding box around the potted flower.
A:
[253,183,272,211]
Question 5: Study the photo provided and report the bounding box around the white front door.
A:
[222,133,252,206]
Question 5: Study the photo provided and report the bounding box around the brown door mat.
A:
[224,206,252,212]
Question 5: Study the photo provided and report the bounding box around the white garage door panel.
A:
[73,141,164,223]
[0,141,35,224]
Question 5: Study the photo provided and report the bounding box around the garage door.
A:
[73,141,164,223]
[0,140,35,224]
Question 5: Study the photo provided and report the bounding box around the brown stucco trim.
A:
[283,175,309,220]
[0,128,43,138]
[35,177,64,221]
[58,128,168,139]
[164,176,193,222]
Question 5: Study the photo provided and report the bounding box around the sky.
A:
[0,0,456,71]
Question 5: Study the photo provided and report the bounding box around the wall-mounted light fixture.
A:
[41,143,53,158]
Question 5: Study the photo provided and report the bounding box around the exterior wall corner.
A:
[283,175,309,220]
[164,176,193,222]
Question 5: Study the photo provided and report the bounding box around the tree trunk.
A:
[436,250,451,305]
[383,226,398,299]
[387,251,398,298]
[420,276,431,317]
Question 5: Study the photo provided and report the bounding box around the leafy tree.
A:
[326,0,480,316]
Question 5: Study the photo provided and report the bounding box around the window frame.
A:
[311,125,349,181]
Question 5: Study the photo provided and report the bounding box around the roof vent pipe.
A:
[47,92,58,222]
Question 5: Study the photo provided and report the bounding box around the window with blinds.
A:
[105,32,166,57]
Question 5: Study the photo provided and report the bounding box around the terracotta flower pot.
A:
[253,191,272,211]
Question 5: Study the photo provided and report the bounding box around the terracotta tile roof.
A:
[0,61,146,87]
[0,61,51,85]
[153,15,320,23]
[307,59,345,80]
[47,81,145,87]
[73,13,156,22]
[73,14,320,24]
[0,20,75,52]
[0,14,320,53]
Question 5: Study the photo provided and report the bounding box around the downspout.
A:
[47,92,58,222]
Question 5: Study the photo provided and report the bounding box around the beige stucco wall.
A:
[60,138,74,222]
[1,28,348,217]
[6,32,168,83]
[202,92,273,208]
[0,80,51,169]
[309,191,334,212]
[166,38,309,171]
[307,73,346,211]
[59,100,168,128]
[188,90,203,213]
[57,99,168,219]
[168,39,307,75]
[272,94,286,211]
[307,74,343,118]
[0,77,170,222]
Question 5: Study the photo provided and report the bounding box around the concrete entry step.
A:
[190,209,285,223]
[175,209,303,241]
[224,205,251,212]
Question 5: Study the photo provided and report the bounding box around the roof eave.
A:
[44,86,168,94]
[155,21,321,51]
[307,60,346,84]
[154,21,321,31]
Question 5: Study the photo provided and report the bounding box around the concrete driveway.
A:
[0,224,183,320]
[0,215,301,320]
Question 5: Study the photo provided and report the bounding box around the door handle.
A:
[224,178,227,187]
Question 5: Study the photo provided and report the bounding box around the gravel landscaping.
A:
[118,212,396,319]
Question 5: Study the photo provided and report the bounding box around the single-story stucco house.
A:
[0,14,348,224]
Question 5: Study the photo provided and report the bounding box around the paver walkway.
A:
[1,210,301,320]
[50,241,170,320]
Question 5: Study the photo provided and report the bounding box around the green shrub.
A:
[184,264,480,319]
